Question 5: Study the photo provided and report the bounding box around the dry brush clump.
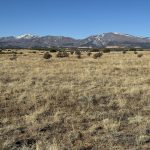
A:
[75,50,81,59]
[137,53,143,58]
[56,51,69,58]
[43,52,52,59]
[93,52,103,59]
[75,50,81,56]
[134,51,138,54]
[103,48,111,53]
[123,50,127,54]
[87,51,92,56]
[70,51,74,55]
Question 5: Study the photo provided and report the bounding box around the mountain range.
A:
[1,32,150,48]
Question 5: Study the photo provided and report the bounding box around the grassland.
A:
[0,50,150,150]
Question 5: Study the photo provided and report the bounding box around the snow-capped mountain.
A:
[16,34,39,39]
[81,32,150,48]
[0,32,150,48]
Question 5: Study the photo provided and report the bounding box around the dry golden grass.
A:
[0,50,150,150]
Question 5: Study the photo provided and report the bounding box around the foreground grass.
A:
[0,51,150,149]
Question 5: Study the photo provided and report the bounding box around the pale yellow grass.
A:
[0,51,150,149]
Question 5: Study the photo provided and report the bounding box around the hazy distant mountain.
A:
[1,32,150,48]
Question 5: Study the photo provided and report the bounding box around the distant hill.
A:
[1,32,150,48]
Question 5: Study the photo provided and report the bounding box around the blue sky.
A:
[0,0,150,38]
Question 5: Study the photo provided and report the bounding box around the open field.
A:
[0,50,150,149]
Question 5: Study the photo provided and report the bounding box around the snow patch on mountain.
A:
[16,34,38,39]
[112,32,134,37]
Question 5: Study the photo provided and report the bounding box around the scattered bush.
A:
[43,52,52,59]
[49,48,58,52]
[63,51,69,57]
[134,51,138,54]
[93,52,103,59]
[70,51,74,55]
[32,51,36,53]
[137,53,143,58]
[123,50,127,54]
[90,48,100,52]
[87,52,92,56]
[56,52,69,58]
[129,48,137,51]
[75,51,81,55]
[0,51,21,55]
[12,51,17,54]
[74,51,81,59]
[19,52,23,54]
[139,48,143,51]
[103,49,111,53]
[56,52,62,58]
